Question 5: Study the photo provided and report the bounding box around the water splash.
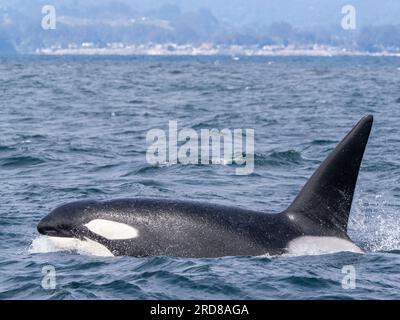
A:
[29,236,113,257]
[350,193,400,252]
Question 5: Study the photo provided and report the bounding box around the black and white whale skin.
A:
[37,115,373,257]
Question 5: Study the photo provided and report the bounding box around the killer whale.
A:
[37,115,373,257]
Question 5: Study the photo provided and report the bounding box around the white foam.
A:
[286,236,363,256]
[350,194,400,252]
[29,236,114,257]
[84,219,139,240]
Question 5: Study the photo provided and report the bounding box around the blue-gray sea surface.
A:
[0,55,400,299]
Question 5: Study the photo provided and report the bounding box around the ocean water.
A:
[1,55,400,299]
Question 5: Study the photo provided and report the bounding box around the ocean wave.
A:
[254,150,305,166]
[311,139,336,146]
[0,155,45,168]
[0,145,15,152]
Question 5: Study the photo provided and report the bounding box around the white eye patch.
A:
[84,219,139,240]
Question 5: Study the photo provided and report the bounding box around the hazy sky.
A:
[1,0,399,28]
[145,0,400,27]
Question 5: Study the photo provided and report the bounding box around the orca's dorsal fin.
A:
[284,115,373,238]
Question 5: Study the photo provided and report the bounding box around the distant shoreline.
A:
[34,45,400,57]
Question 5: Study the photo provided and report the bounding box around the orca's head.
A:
[37,200,139,256]
[37,200,99,239]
